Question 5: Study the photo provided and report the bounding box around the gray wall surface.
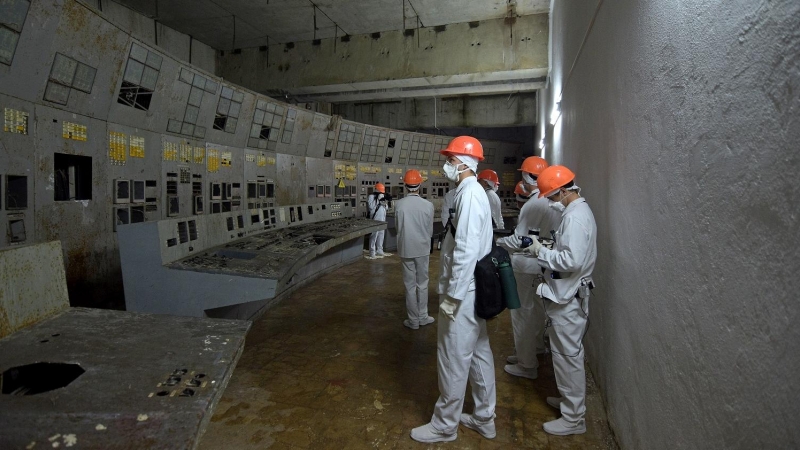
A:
[333,94,539,130]
[547,0,800,448]
[81,0,217,74]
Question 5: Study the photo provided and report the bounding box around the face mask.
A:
[492,185,499,193]
[443,161,466,182]
[550,201,566,213]
[522,172,537,186]
[548,191,566,212]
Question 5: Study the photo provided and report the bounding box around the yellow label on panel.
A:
[421,170,429,176]
[180,144,192,163]
[502,172,516,186]
[359,165,381,174]
[207,148,219,173]
[109,131,127,165]
[194,147,204,164]
[63,122,87,141]
[245,153,255,163]
[429,169,445,177]
[266,156,276,165]
[129,135,145,158]
[257,154,267,167]
[221,151,232,167]
[162,141,178,161]
[4,108,28,134]
[345,165,357,180]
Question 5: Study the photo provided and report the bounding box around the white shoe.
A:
[365,255,379,260]
[459,414,496,439]
[410,423,456,443]
[504,364,538,379]
[543,417,586,436]
[376,252,392,257]
[403,319,419,330]
[546,396,563,409]
[506,355,518,364]
[419,316,435,326]
[374,254,385,258]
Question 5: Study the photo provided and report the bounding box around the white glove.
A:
[439,295,459,321]
[523,238,542,257]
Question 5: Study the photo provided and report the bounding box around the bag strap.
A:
[371,193,383,219]
[444,207,457,239]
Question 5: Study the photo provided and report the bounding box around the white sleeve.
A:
[537,216,591,272]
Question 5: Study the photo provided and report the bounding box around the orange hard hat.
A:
[518,156,549,176]
[514,180,530,196]
[537,165,575,198]
[477,169,499,185]
[404,169,423,185]
[440,136,484,161]
[374,182,386,193]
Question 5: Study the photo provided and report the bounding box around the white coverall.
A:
[496,190,562,370]
[484,187,504,229]
[534,197,596,424]
[431,176,495,434]
[440,189,456,227]
[368,193,387,257]
[395,194,435,325]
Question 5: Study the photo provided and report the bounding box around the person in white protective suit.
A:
[496,156,562,380]
[395,169,435,330]
[523,165,597,436]
[477,169,504,229]
[366,182,392,259]
[513,180,533,209]
[410,136,496,443]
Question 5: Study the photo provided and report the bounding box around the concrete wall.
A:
[80,0,217,74]
[547,0,800,448]
[333,94,537,130]
[219,14,548,93]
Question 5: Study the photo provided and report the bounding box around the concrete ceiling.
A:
[114,0,550,49]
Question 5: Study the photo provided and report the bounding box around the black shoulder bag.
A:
[448,217,519,320]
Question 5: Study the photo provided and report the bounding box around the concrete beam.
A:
[333,93,538,129]
[220,14,548,102]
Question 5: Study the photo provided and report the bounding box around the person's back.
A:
[368,192,387,221]
[521,194,562,239]
[483,187,504,230]
[396,177,436,330]
[539,198,596,302]
[477,170,504,229]
[494,156,558,380]
[396,195,434,259]
[366,183,390,259]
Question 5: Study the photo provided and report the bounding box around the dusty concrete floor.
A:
[200,250,618,449]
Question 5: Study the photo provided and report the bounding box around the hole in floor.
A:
[1,362,85,396]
